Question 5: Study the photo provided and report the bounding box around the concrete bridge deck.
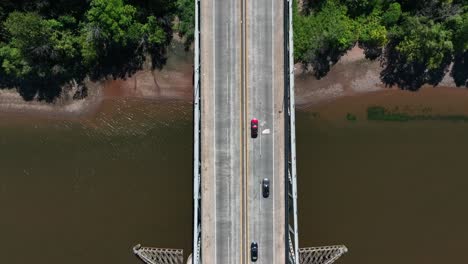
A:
[133,0,347,264]
[200,0,285,263]
[133,0,349,263]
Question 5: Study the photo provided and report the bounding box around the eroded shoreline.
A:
[0,46,466,120]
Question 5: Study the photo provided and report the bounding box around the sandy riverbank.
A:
[0,38,194,119]
[0,45,465,118]
[294,46,460,108]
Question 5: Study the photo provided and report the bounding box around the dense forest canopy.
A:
[0,0,194,102]
[0,0,466,102]
[295,0,468,90]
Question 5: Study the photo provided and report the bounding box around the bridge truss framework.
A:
[284,0,299,262]
[192,0,202,262]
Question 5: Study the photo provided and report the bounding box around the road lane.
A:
[201,0,284,262]
[200,0,243,263]
[247,0,285,263]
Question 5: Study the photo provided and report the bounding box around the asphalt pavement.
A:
[200,0,243,263]
[247,0,285,263]
[200,0,285,262]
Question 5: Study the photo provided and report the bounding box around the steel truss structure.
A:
[192,0,202,262]
[285,0,299,262]
[133,244,184,264]
[300,245,348,264]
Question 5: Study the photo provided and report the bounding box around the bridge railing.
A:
[285,0,299,263]
[284,2,349,264]
[192,0,202,263]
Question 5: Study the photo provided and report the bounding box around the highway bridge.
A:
[133,1,348,264]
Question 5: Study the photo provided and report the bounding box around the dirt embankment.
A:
[100,37,194,102]
[0,44,464,117]
[294,45,460,108]
[0,38,194,118]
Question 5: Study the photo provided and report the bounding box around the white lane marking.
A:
[262,129,271,135]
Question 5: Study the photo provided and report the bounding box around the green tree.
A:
[1,12,83,101]
[128,0,176,19]
[340,0,380,17]
[81,0,146,79]
[0,0,90,18]
[357,8,388,59]
[450,11,468,86]
[0,0,178,101]
[81,0,171,78]
[294,0,358,78]
[381,15,454,90]
[176,0,195,48]
[397,18,453,70]
[0,44,27,80]
[143,15,170,68]
[400,0,461,20]
[381,2,401,26]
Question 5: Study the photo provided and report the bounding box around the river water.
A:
[0,100,193,264]
[2,90,468,263]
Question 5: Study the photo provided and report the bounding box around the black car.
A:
[262,178,270,198]
[251,242,258,262]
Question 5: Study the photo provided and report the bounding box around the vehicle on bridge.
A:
[251,242,258,262]
[251,118,258,138]
[262,178,270,198]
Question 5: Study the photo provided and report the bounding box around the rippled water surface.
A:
[0,99,193,264]
[2,96,468,264]
[297,100,468,264]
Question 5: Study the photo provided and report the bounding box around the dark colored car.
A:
[262,178,270,198]
[251,242,258,262]
[251,118,258,138]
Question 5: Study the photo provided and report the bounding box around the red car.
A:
[251,118,258,138]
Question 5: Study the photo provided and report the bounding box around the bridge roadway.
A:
[200,0,285,263]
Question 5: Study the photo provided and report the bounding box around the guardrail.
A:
[285,0,299,263]
[288,0,300,262]
[192,0,202,263]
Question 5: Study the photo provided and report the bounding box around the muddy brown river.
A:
[0,100,193,264]
[2,91,468,263]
